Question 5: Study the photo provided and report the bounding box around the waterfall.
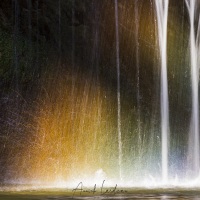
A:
[134,0,141,142]
[58,0,61,56]
[114,0,122,181]
[36,0,39,65]
[5,0,200,188]
[154,0,169,183]
[185,0,200,176]
[12,0,19,91]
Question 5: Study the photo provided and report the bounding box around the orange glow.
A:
[16,68,118,183]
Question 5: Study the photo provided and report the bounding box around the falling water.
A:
[185,0,200,175]
[154,0,169,183]
[70,0,76,171]
[114,0,122,181]
[36,0,39,65]
[12,0,19,92]
[71,0,75,93]
[58,0,61,56]
[71,0,75,116]
[27,0,32,72]
[134,0,141,139]
[4,0,200,191]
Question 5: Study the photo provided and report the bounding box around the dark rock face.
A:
[0,0,91,44]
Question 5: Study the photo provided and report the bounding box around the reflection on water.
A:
[0,194,200,200]
[1,187,200,200]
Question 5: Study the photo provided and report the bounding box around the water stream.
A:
[154,0,169,183]
[185,0,200,177]
[1,0,200,195]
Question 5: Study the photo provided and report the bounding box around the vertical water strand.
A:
[154,0,169,183]
[185,0,200,175]
[13,0,19,93]
[71,0,75,103]
[114,0,122,181]
[71,0,76,165]
[36,0,39,66]
[135,0,140,129]
[57,0,62,177]
[91,1,100,152]
[11,0,20,141]
[58,0,61,58]
[134,0,141,157]
[94,2,100,83]
[27,0,32,70]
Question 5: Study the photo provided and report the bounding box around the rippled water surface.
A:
[1,186,200,199]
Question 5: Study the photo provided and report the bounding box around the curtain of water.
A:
[12,0,19,92]
[58,0,61,57]
[134,0,141,141]
[27,0,32,70]
[91,1,100,151]
[185,0,200,176]
[114,0,122,180]
[154,0,169,183]
[71,0,75,95]
[71,0,77,167]
[36,0,39,65]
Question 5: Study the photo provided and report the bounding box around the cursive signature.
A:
[72,180,127,196]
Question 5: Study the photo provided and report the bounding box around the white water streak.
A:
[58,0,61,53]
[135,1,141,138]
[114,0,122,180]
[185,0,200,175]
[155,0,169,183]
